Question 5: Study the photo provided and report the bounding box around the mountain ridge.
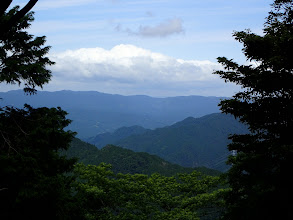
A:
[0,90,224,138]
[64,138,221,176]
[86,113,248,172]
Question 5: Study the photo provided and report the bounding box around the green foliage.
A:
[0,6,53,94]
[214,1,293,219]
[73,163,227,220]
[0,105,78,219]
[113,113,248,171]
[65,138,222,176]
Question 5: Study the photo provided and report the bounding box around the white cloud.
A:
[0,44,239,97]
[50,44,219,81]
[123,18,184,38]
[45,44,240,97]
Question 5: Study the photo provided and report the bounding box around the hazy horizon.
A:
[2,0,270,97]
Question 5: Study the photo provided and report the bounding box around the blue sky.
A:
[3,0,271,97]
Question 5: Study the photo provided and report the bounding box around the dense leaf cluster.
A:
[0,6,53,94]
[0,105,77,219]
[73,163,226,220]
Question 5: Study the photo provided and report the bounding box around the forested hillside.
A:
[87,113,248,171]
[65,138,221,176]
[86,125,149,148]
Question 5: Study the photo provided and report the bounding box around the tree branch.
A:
[0,188,8,192]
[1,0,38,33]
[0,0,12,17]
[1,131,19,156]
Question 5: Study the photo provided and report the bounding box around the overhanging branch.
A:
[0,0,38,33]
[0,0,13,17]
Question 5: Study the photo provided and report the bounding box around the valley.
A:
[0,90,246,172]
[85,113,248,172]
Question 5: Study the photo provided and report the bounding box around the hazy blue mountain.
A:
[87,113,248,172]
[64,138,221,176]
[86,125,150,148]
[0,90,224,138]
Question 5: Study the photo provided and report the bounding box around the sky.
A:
[2,0,271,97]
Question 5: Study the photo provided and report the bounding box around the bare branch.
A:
[0,188,8,192]
[1,0,38,33]
[1,131,19,156]
[0,0,12,16]
[12,117,29,136]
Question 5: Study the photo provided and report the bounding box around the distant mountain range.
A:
[64,138,221,176]
[1,90,247,172]
[86,113,249,172]
[86,125,150,148]
[0,90,224,138]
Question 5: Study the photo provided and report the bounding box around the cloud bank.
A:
[45,44,239,97]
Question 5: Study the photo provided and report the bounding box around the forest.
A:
[1,0,293,219]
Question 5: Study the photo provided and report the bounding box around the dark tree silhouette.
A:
[0,105,78,219]
[0,2,80,219]
[0,1,53,94]
[214,0,293,219]
[0,0,38,33]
